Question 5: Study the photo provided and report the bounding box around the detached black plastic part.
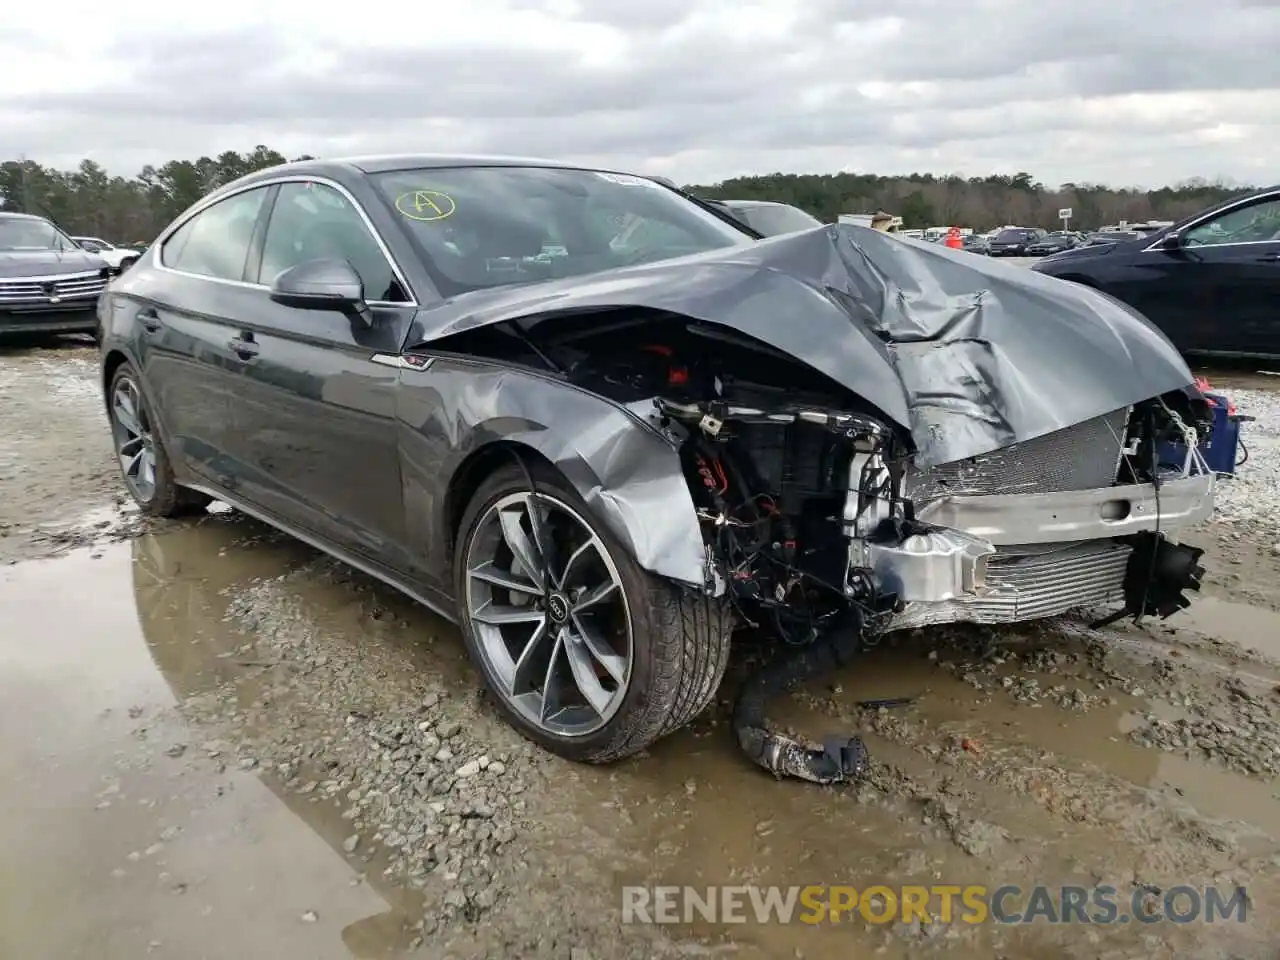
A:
[1090,532,1206,628]
[732,626,870,785]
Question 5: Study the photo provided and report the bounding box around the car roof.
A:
[228,153,637,190]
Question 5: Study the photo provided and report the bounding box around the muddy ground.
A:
[4,336,1280,960]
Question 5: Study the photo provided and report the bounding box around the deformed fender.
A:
[396,357,719,593]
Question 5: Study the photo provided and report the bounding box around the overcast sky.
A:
[1,0,1277,187]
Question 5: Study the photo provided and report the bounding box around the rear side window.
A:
[161,188,268,281]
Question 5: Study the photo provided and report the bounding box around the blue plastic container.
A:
[1156,391,1246,476]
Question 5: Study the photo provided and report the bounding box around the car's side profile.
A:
[100,156,1215,769]
[100,158,753,762]
[1033,186,1280,359]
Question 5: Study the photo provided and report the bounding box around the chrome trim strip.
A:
[152,174,419,308]
[0,270,105,283]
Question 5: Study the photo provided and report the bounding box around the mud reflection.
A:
[121,515,1280,958]
[131,518,449,957]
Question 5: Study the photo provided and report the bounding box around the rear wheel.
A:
[108,364,211,517]
[454,462,732,763]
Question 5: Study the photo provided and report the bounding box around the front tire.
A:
[454,461,732,763]
[107,363,211,517]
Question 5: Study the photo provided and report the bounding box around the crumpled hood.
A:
[0,249,107,278]
[410,224,1195,466]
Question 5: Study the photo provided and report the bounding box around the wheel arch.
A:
[414,368,718,597]
[441,427,717,595]
[444,440,557,556]
[101,346,179,454]
[101,348,132,413]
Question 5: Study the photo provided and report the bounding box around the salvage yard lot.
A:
[4,334,1280,959]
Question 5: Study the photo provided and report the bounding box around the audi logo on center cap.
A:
[547,593,570,624]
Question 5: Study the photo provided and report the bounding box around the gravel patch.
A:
[1211,387,1280,536]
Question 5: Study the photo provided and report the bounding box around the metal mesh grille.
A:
[906,407,1130,502]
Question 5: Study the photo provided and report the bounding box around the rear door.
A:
[133,185,274,486]
[225,178,419,572]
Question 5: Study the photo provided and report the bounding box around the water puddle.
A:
[3,517,1278,958]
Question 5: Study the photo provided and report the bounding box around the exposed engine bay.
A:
[434,308,1215,783]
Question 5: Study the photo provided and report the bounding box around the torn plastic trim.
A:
[733,621,870,785]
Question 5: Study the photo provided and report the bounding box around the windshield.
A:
[994,229,1033,242]
[0,216,77,252]
[733,203,822,236]
[373,166,755,296]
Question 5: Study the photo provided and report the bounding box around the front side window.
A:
[161,188,268,281]
[258,182,406,302]
[372,165,754,296]
[0,216,78,252]
[1184,198,1280,247]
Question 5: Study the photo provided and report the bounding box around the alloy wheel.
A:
[110,376,157,502]
[463,491,634,737]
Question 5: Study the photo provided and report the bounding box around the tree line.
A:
[0,145,1261,242]
[688,171,1261,231]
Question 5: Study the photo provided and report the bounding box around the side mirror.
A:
[269,258,373,327]
[1156,232,1184,251]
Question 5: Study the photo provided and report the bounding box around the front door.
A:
[225,179,419,573]
[1138,193,1280,357]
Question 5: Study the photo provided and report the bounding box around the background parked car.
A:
[1025,232,1080,256]
[0,212,111,337]
[987,227,1046,256]
[961,234,990,255]
[1032,185,1280,359]
[72,236,142,272]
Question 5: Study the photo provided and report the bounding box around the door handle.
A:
[228,337,259,359]
[137,309,161,333]
[1257,251,1280,262]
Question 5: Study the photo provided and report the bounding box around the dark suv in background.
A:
[988,227,1046,256]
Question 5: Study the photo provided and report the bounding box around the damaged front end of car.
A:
[412,222,1216,786]
[647,376,1211,783]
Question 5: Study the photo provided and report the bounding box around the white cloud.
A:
[0,0,1277,187]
